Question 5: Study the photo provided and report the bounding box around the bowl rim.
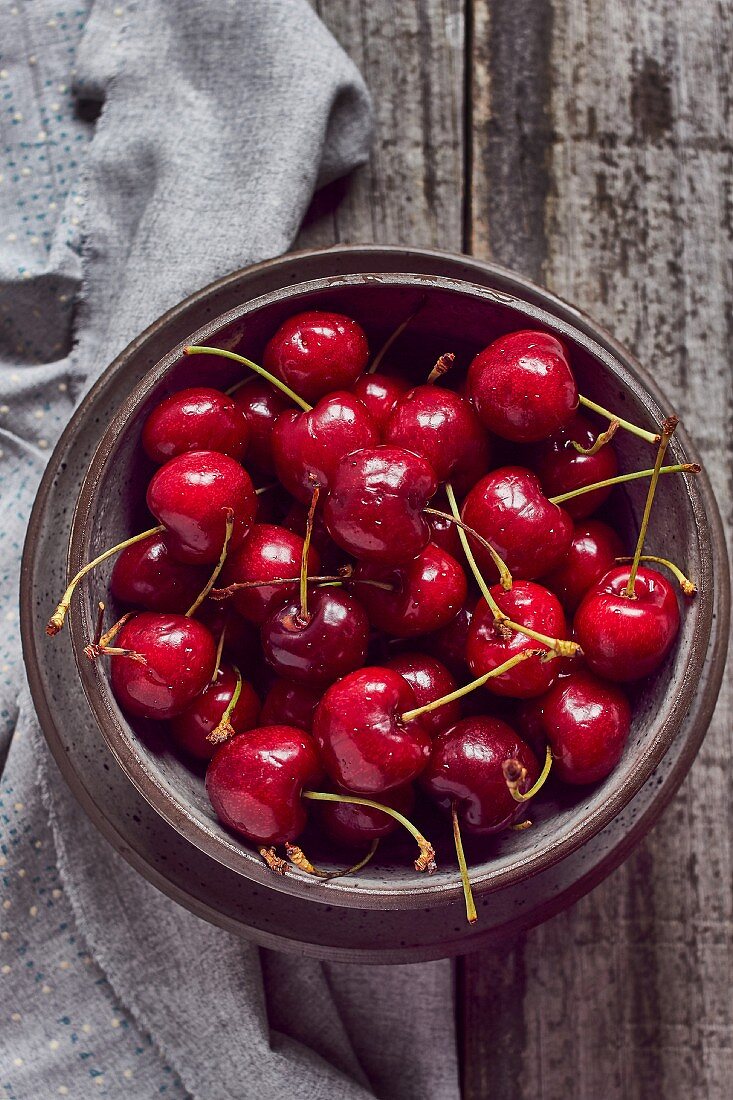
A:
[62,261,719,909]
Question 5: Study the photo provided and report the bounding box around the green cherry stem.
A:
[614,554,696,596]
[208,665,242,745]
[451,802,477,925]
[302,791,437,873]
[210,573,394,600]
[184,344,313,412]
[436,484,513,590]
[299,483,320,624]
[625,416,678,598]
[426,352,455,384]
[578,395,660,445]
[285,838,380,881]
[571,418,619,455]
[503,745,553,803]
[548,462,699,506]
[185,508,234,617]
[211,622,227,683]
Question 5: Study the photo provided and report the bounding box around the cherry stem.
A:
[185,508,234,617]
[47,524,165,636]
[211,623,227,683]
[184,344,312,412]
[432,487,513,590]
[401,648,551,723]
[259,847,288,875]
[578,395,660,445]
[503,745,553,803]
[451,802,477,925]
[299,483,320,624]
[571,418,619,455]
[255,482,278,495]
[367,298,425,374]
[208,664,242,745]
[92,602,106,648]
[302,791,437,874]
[615,554,696,596]
[210,573,394,600]
[285,838,380,881]
[84,611,136,660]
[548,462,698,505]
[511,820,533,831]
[426,352,455,384]
[625,417,678,598]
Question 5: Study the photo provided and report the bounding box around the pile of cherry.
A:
[48,309,699,923]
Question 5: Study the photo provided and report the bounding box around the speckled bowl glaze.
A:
[22,247,729,961]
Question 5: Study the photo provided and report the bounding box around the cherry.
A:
[261,586,369,685]
[316,782,415,847]
[423,599,474,676]
[142,387,247,464]
[197,602,262,666]
[170,664,261,761]
[574,564,680,681]
[206,725,323,845]
[385,652,460,737]
[349,543,467,637]
[109,612,216,720]
[146,450,256,564]
[530,412,619,519]
[543,520,624,612]
[324,445,438,566]
[467,329,578,442]
[426,491,462,558]
[461,466,573,579]
[272,392,379,503]
[422,716,540,833]
[313,666,432,793]
[352,372,409,433]
[110,531,210,614]
[282,501,343,572]
[261,678,322,732]
[540,670,631,784]
[466,582,568,698]
[220,523,320,624]
[233,379,291,474]
[264,310,369,404]
[384,385,491,487]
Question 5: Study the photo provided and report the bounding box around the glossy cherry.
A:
[261,586,369,685]
[384,385,491,487]
[467,329,578,442]
[423,599,474,677]
[540,670,631,784]
[170,664,261,761]
[142,387,247,464]
[264,310,369,404]
[110,531,209,614]
[220,523,320,624]
[461,466,573,579]
[385,652,460,737]
[146,450,257,564]
[110,612,216,720]
[313,666,432,793]
[574,564,680,681]
[544,520,624,612]
[349,543,467,637]
[426,491,462,558]
[531,412,618,519]
[261,678,322,732]
[316,782,415,847]
[233,379,291,474]
[422,716,539,833]
[324,445,438,566]
[352,372,409,433]
[206,725,323,845]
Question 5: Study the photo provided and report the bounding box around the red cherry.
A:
[313,666,432,793]
[461,466,573,579]
[264,311,369,404]
[468,329,578,442]
[170,665,261,761]
[544,520,624,612]
[261,679,322,732]
[574,564,680,682]
[197,603,261,665]
[220,523,320,624]
[324,445,438,566]
[142,387,247,464]
[540,671,631,784]
[146,450,257,564]
[206,726,323,845]
[349,543,467,637]
[233,379,291,475]
[512,695,550,758]
[422,716,539,833]
[426,491,462,557]
[385,652,460,737]
[384,385,491,486]
[261,587,369,685]
[272,392,379,503]
[466,582,568,698]
[531,413,618,519]
[423,599,474,677]
[316,782,415,847]
[110,531,209,614]
[352,372,409,432]
[110,612,216,720]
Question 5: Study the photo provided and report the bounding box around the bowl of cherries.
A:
[43,264,726,951]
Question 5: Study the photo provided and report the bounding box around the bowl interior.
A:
[68,273,708,906]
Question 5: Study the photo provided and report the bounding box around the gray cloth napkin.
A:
[0,3,461,1097]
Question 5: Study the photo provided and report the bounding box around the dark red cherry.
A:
[324,445,438,566]
[313,666,432,794]
[461,466,573,579]
[233,379,291,475]
[426,491,462,557]
[385,652,460,737]
[220,523,320,624]
[349,543,467,637]
[531,413,618,519]
[423,599,474,677]
[316,782,415,848]
[142,387,247,464]
[468,329,578,442]
[512,695,550,758]
[466,582,568,698]
[540,670,631,784]
[422,717,539,833]
[574,565,680,682]
[352,372,409,433]
[272,392,378,503]
[146,450,257,564]
[544,520,624,612]
[282,501,343,572]
[206,726,323,845]
[170,664,261,761]
[261,678,322,732]
[197,602,262,666]
[110,612,216,720]
[384,385,491,486]
[264,310,369,404]
[110,531,209,614]
[261,587,369,685]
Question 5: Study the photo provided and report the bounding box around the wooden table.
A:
[299,3,732,1096]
